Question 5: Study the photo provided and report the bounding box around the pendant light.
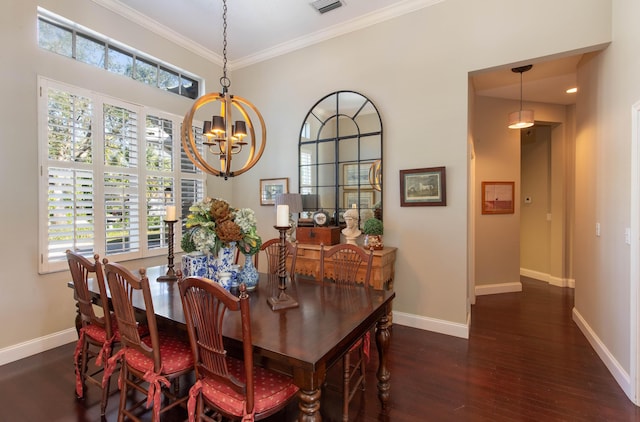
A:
[508,64,534,129]
[181,0,266,179]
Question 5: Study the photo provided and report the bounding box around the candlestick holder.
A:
[267,225,299,311]
[157,219,178,282]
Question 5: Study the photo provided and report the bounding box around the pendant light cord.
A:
[519,71,523,111]
[220,0,230,93]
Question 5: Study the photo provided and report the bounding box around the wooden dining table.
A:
[73,264,395,421]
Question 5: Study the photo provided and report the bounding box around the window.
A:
[39,78,205,273]
[37,9,200,100]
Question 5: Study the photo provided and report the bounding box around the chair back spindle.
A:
[256,238,298,276]
[319,244,373,287]
[104,262,161,372]
[180,277,255,414]
[67,251,112,336]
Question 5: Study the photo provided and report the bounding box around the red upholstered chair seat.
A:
[192,357,299,418]
[349,331,370,362]
[124,333,194,375]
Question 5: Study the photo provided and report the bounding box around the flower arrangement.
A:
[180,197,262,256]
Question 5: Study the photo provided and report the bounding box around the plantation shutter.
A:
[43,86,95,265]
[103,103,140,256]
[145,115,175,249]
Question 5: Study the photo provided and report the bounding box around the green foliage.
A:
[362,217,383,235]
[181,230,197,253]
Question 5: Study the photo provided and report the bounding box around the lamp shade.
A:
[508,109,534,129]
[274,193,303,213]
[301,194,319,211]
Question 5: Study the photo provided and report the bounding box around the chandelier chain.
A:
[220,0,230,91]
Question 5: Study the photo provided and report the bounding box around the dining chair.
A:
[179,277,299,421]
[66,250,117,417]
[255,237,298,275]
[103,262,194,422]
[319,243,374,422]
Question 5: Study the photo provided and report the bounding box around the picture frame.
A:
[260,178,289,206]
[343,162,375,189]
[481,181,515,214]
[343,190,375,211]
[399,166,446,207]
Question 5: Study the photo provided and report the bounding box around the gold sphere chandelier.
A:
[369,160,382,191]
[181,0,266,179]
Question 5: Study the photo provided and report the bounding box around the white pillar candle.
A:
[166,205,176,221]
[276,204,289,226]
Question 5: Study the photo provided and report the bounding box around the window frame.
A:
[37,8,202,100]
[38,77,205,273]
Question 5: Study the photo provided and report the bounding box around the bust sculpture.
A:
[342,208,361,245]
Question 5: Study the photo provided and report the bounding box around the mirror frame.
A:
[298,90,383,227]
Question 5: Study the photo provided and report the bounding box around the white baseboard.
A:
[572,307,632,400]
[475,282,522,296]
[520,268,575,288]
[393,310,469,339]
[0,328,77,367]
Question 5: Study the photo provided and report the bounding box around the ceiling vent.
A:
[311,0,343,14]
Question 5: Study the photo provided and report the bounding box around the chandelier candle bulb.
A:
[277,205,289,227]
[166,205,176,221]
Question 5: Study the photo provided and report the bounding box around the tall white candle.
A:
[166,205,176,221]
[276,204,289,227]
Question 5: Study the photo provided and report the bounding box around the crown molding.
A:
[91,0,444,70]
[90,0,222,66]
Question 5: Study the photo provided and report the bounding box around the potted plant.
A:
[362,217,384,250]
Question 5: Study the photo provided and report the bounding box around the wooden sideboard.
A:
[290,243,397,290]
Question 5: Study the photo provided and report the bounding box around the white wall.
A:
[232,0,612,334]
[572,0,640,395]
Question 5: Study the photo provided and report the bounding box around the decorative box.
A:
[296,226,341,246]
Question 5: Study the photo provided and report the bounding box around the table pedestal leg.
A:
[297,388,321,421]
[376,309,391,412]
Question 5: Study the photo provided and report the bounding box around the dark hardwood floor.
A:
[1,278,639,421]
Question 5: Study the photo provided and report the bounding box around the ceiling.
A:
[471,55,582,106]
[93,0,580,106]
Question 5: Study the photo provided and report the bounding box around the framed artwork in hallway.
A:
[481,181,514,214]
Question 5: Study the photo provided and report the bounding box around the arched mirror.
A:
[298,91,383,227]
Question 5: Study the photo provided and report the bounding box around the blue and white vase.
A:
[238,254,259,291]
[182,243,238,288]
[208,242,237,283]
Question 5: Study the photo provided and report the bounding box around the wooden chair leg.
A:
[343,353,351,422]
[100,374,110,416]
[359,346,366,391]
[117,365,128,422]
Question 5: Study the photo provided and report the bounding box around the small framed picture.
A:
[400,167,446,207]
[343,162,375,189]
[260,178,288,206]
[481,181,515,214]
[343,190,375,210]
